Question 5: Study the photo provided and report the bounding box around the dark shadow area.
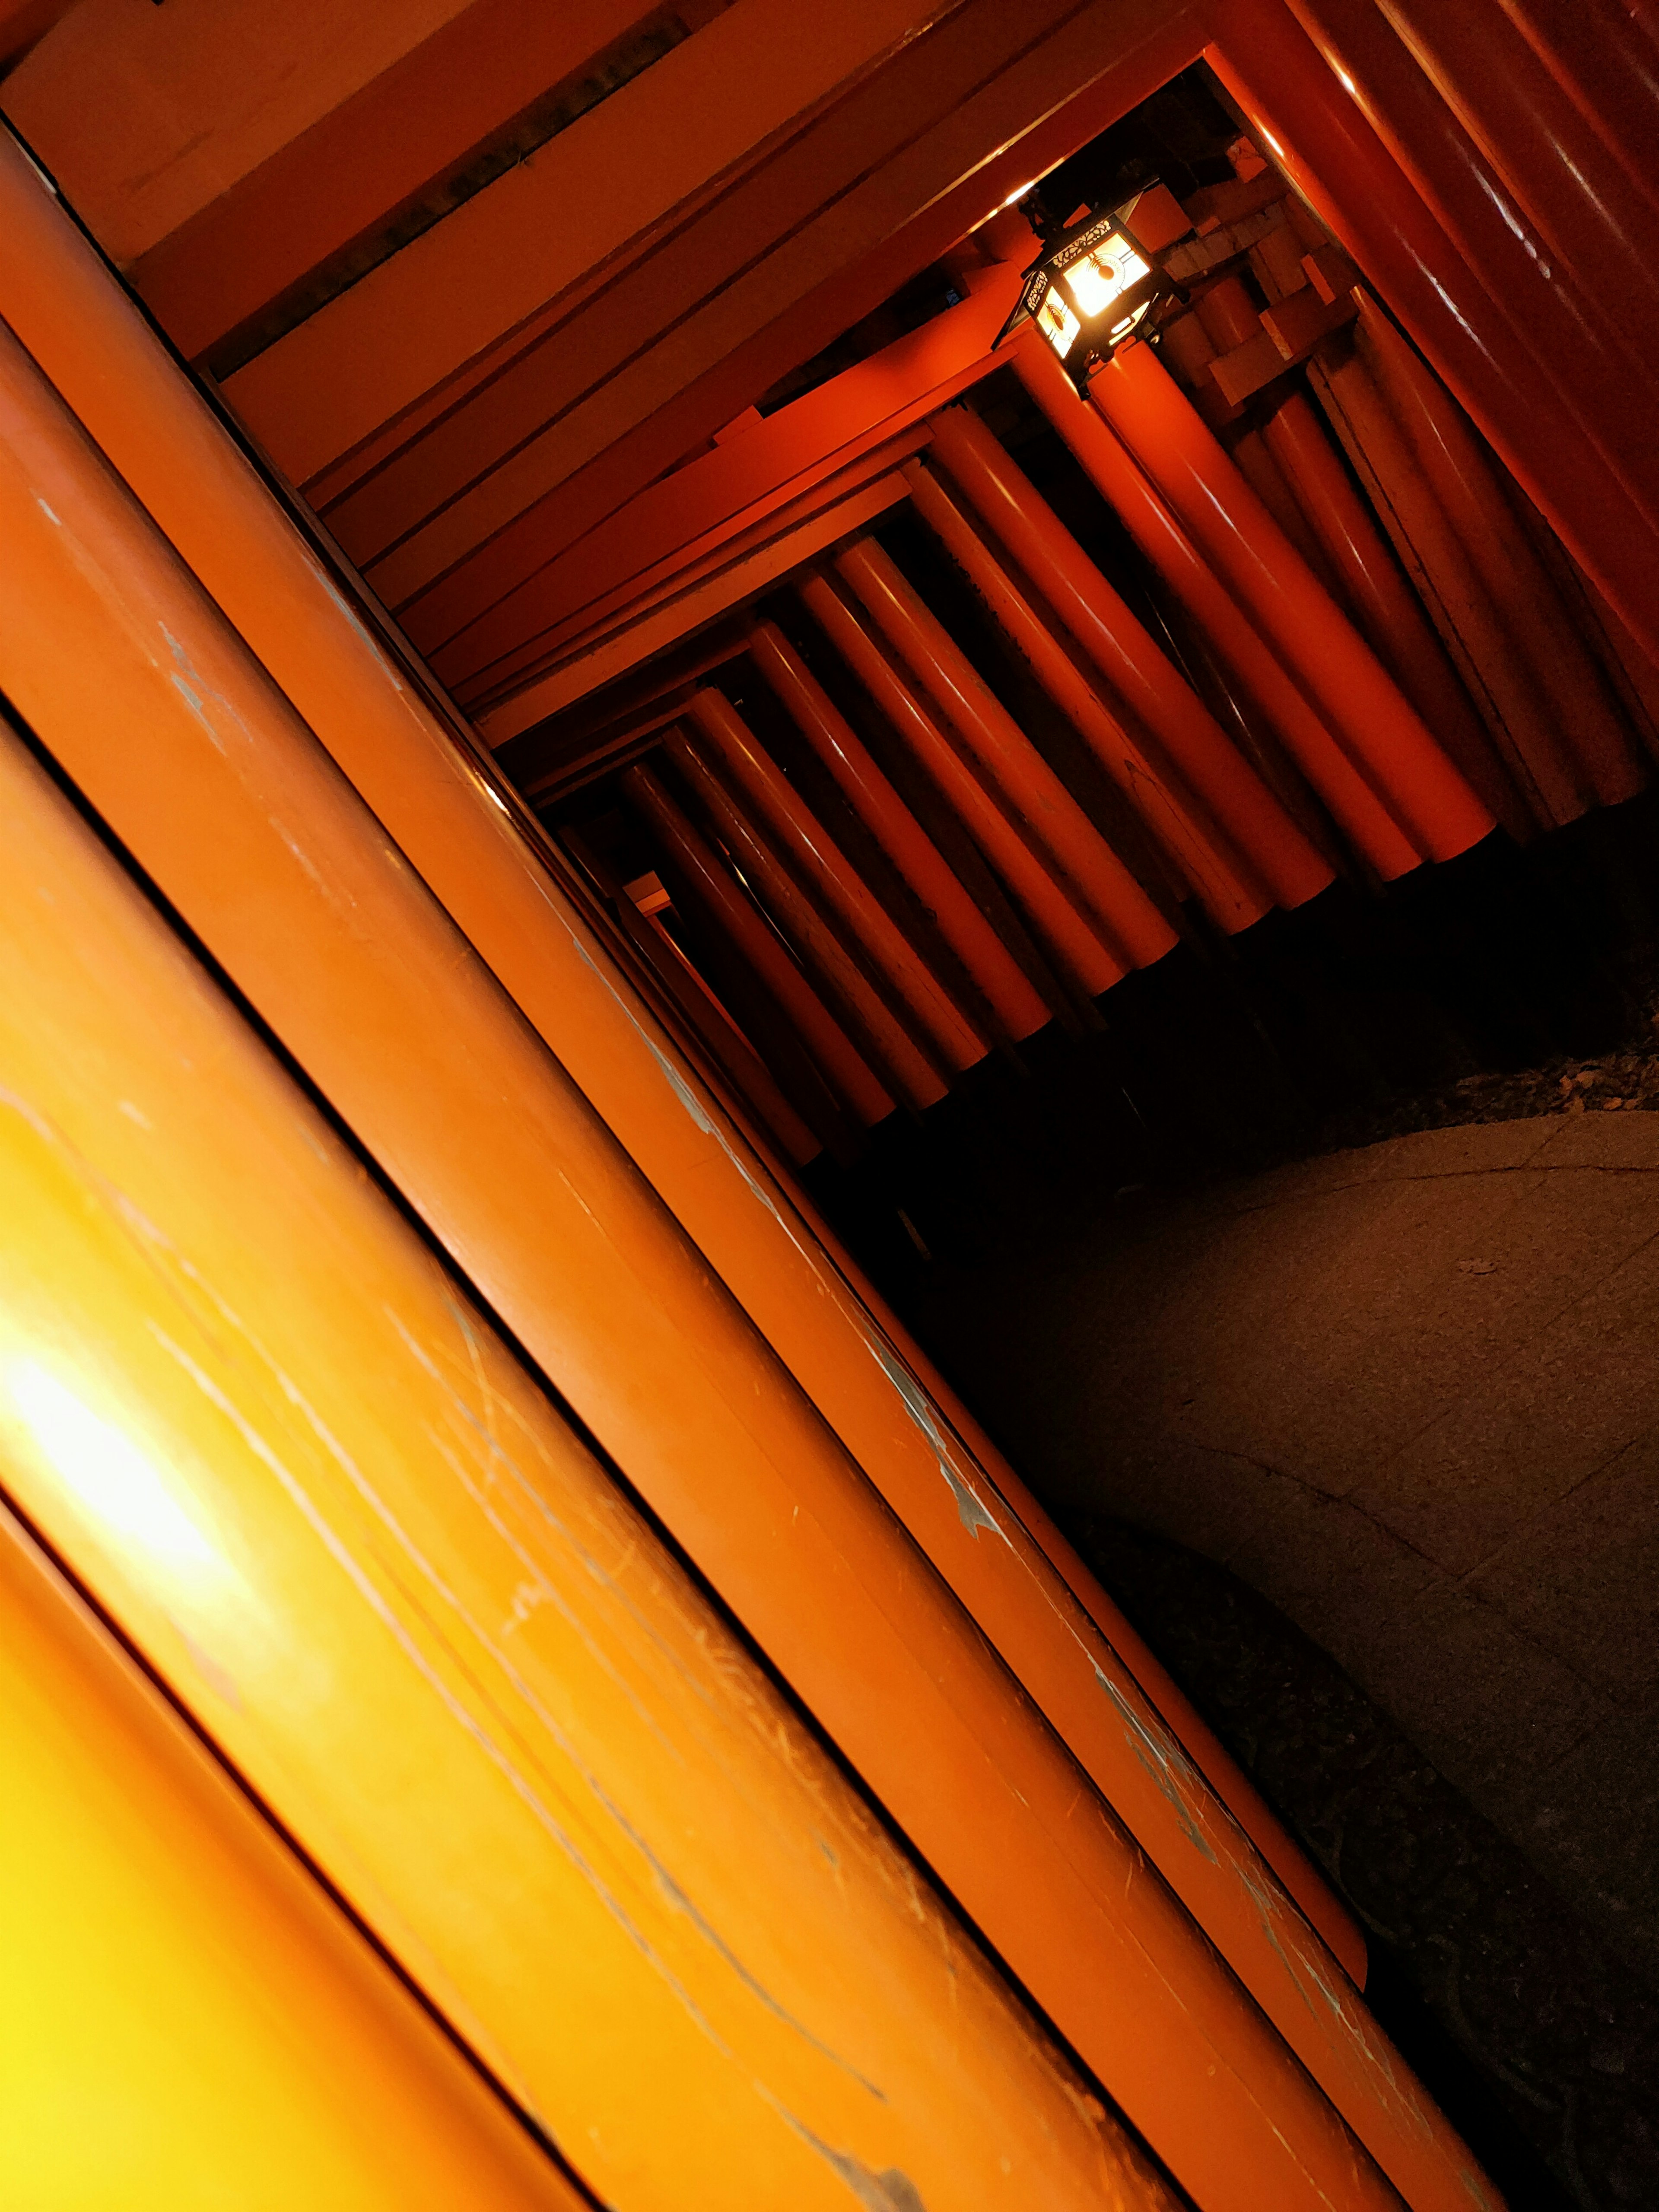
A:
[800,784,1659,1297]
[774,736,1659,2205]
[1068,1518,1659,2210]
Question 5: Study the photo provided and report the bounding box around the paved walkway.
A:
[912,1112,1659,1983]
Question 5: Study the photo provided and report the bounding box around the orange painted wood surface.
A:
[0,302,1413,2212]
[4,0,484,261]
[130,0,692,360]
[0,57,1376,2023]
[0,717,1180,2212]
[0,1510,587,2212]
[1209,0,1659,661]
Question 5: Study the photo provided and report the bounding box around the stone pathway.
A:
[911,1112,1659,1987]
[1068,1518,1658,2209]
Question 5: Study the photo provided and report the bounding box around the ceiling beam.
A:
[2,0,482,262]
[381,0,1208,659]
[504,629,755,798]
[479,465,909,741]
[463,428,926,712]
[129,0,725,369]
[0,0,76,78]
[219,0,955,486]
[434,265,1020,699]
[327,0,1089,618]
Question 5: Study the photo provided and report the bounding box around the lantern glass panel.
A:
[1062,234,1150,321]
[1036,283,1081,359]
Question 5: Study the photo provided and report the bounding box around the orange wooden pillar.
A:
[1379,0,1659,360]
[799,569,1131,998]
[1233,426,1343,594]
[1013,334,1358,871]
[0,118,1380,2056]
[623,758,897,1125]
[1207,0,1659,663]
[1191,272,1347,590]
[0,1510,588,2212]
[661,725,948,1111]
[904,454,1268,928]
[1090,337,1495,872]
[683,685,985,1074]
[1256,387,1528,837]
[1491,0,1659,215]
[835,537,1179,970]
[1351,296,1646,809]
[922,397,1331,912]
[557,820,826,1169]
[1306,337,1583,830]
[0,717,1183,2212]
[0,315,1438,2212]
[747,617,1052,1040]
[1280,0,1659,533]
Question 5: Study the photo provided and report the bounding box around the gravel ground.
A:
[874,976,1659,2201]
[1058,1014,1659,2209]
[1071,1518,1659,2212]
[1299,1005,1659,1159]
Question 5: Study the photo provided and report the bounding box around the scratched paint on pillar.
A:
[0,726,1175,2212]
[502,826,1489,2205]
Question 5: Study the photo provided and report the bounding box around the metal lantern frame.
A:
[1001,197,1177,389]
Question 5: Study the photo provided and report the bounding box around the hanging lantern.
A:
[999,188,1187,389]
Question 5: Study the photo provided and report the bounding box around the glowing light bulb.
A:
[1062,238,1149,320]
